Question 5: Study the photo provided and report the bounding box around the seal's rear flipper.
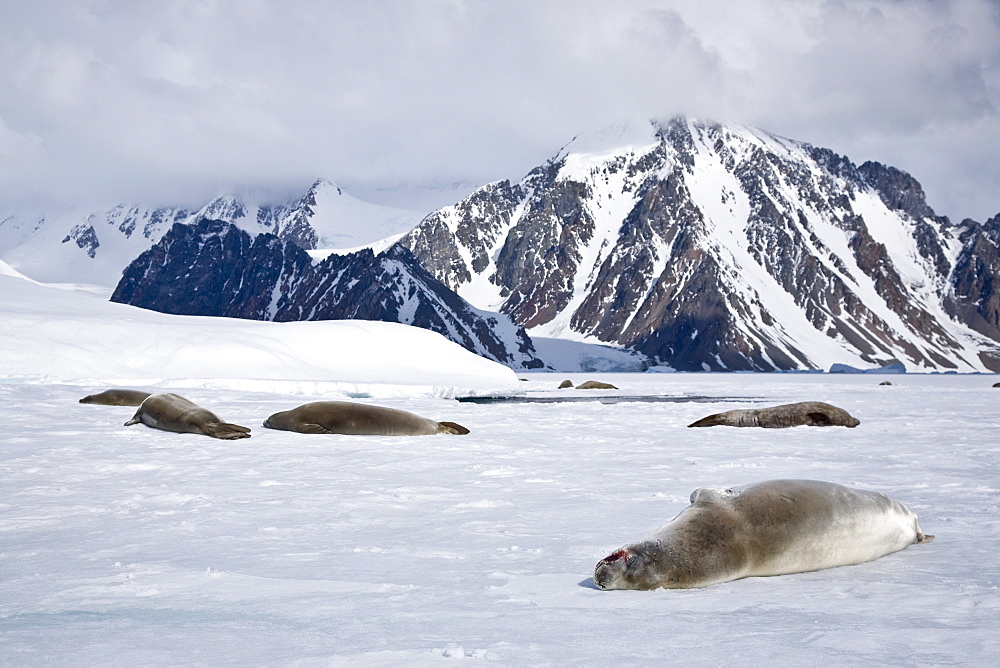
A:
[205,422,252,440]
[687,414,723,428]
[124,417,140,426]
[438,421,470,435]
[916,533,935,543]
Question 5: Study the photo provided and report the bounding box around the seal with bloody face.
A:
[594,479,933,590]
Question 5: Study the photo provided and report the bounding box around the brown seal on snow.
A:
[558,380,574,389]
[687,401,859,428]
[124,393,251,440]
[80,388,152,406]
[576,380,618,390]
[262,401,469,436]
[594,479,933,590]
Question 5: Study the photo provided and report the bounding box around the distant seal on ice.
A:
[124,393,251,440]
[594,479,933,590]
[880,381,893,386]
[262,401,470,436]
[993,382,1000,388]
[558,380,574,389]
[687,401,859,428]
[576,380,618,390]
[80,388,152,406]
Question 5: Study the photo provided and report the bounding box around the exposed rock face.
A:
[397,118,999,372]
[111,219,543,369]
[945,214,1000,367]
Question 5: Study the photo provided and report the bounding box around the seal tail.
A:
[437,421,470,435]
[204,422,252,440]
[916,532,935,543]
[687,413,724,428]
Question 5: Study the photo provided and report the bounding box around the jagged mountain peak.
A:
[398,118,999,372]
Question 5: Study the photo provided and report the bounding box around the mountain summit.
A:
[398,118,999,372]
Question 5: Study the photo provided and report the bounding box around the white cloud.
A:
[0,0,996,220]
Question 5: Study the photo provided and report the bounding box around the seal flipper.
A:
[916,532,935,543]
[437,421,470,435]
[124,417,140,426]
[806,411,833,426]
[687,413,724,428]
[297,423,332,434]
[203,422,252,440]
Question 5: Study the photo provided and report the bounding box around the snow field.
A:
[1,373,997,665]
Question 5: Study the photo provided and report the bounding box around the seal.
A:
[262,401,470,436]
[688,401,860,428]
[80,389,152,406]
[558,380,574,389]
[594,479,933,590]
[124,393,251,440]
[576,380,618,390]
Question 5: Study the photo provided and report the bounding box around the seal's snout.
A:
[594,549,631,590]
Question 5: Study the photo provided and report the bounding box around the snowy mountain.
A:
[0,179,424,287]
[398,118,1000,372]
[111,219,544,369]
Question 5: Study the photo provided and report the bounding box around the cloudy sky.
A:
[1,0,997,220]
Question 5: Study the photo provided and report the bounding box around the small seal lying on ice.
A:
[687,401,859,428]
[124,393,251,440]
[558,380,574,389]
[263,401,469,436]
[576,380,618,390]
[594,479,933,590]
[80,388,152,406]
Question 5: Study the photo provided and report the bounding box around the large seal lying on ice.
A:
[576,380,618,390]
[688,401,860,428]
[80,389,152,406]
[263,401,470,436]
[594,479,933,590]
[124,393,251,440]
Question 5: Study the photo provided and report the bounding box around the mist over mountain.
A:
[0,179,423,287]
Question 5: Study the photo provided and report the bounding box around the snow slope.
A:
[0,264,520,397]
[1,265,997,664]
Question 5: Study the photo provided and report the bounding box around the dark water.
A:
[457,395,759,405]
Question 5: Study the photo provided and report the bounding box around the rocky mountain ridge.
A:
[110,219,543,369]
[0,179,423,287]
[397,118,999,372]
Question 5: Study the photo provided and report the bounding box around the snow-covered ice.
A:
[1,272,998,665]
